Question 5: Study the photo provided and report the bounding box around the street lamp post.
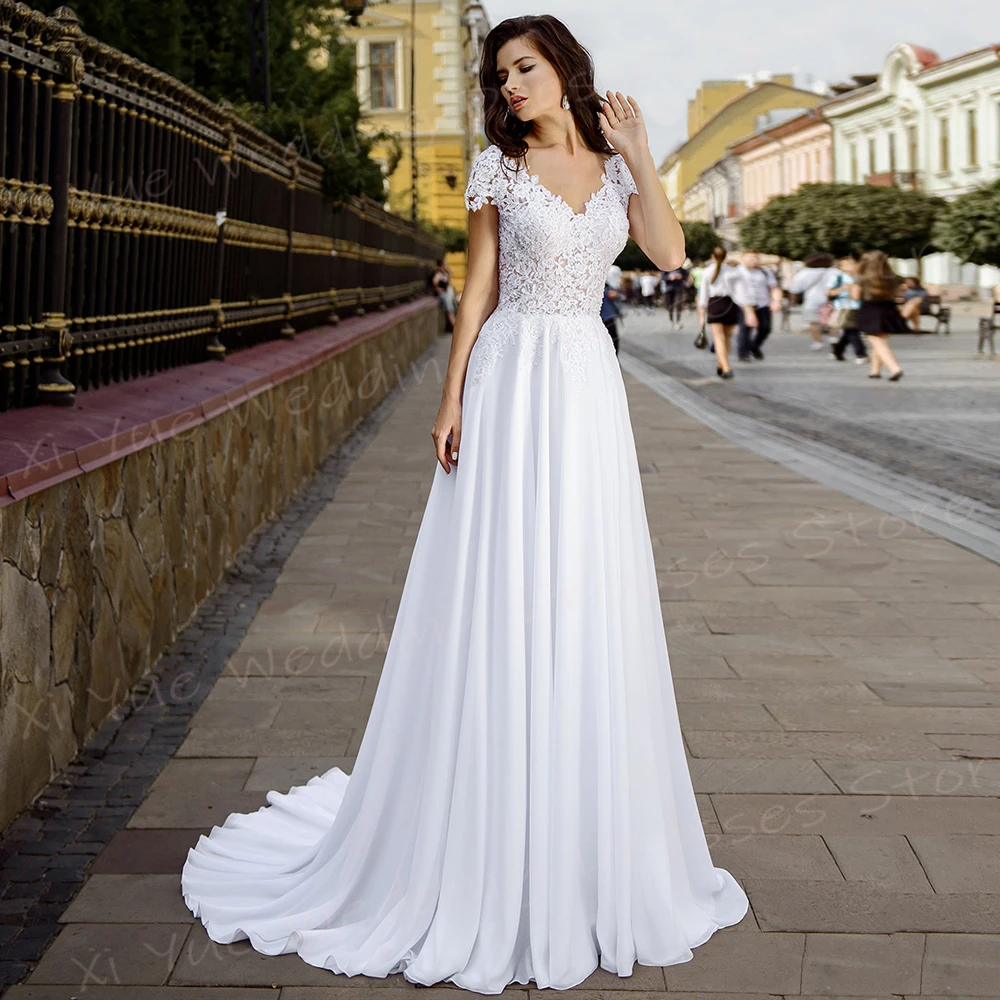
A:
[341,0,368,25]
[410,0,417,222]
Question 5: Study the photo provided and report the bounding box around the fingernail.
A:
[451,451,458,460]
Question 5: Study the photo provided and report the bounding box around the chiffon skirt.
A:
[181,311,749,993]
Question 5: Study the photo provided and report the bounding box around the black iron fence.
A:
[0,2,442,411]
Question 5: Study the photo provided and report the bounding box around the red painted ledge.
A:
[0,298,439,508]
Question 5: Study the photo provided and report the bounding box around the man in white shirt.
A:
[732,250,780,361]
[639,272,658,307]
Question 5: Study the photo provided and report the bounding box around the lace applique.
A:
[464,145,505,212]
[469,314,617,393]
[606,154,639,200]
[464,145,634,388]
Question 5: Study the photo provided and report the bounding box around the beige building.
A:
[730,109,833,216]
[660,77,825,220]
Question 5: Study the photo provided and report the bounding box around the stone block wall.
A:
[0,303,441,831]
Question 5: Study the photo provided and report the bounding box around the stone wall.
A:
[0,303,441,832]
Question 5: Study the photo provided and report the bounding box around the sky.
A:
[482,0,998,163]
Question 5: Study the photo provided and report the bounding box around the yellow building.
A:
[338,0,490,287]
[662,79,824,220]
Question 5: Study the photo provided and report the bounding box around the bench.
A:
[924,295,952,335]
[978,301,999,356]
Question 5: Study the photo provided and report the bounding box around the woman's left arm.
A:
[599,92,685,272]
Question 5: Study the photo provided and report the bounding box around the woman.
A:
[898,276,929,332]
[662,264,689,329]
[697,246,740,378]
[432,259,457,330]
[789,252,835,349]
[826,256,868,363]
[853,250,905,381]
[182,14,748,994]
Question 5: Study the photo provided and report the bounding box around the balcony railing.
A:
[0,2,442,411]
[864,171,920,191]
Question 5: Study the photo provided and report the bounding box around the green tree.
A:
[680,221,722,264]
[934,179,1000,269]
[739,194,804,259]
[57,0,389,200]
[740,183,946,261]
[424,223,468,255]
[616,238,655,271]
[616,226,720,271]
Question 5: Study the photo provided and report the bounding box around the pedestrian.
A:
[732,249,779,361]
[431,259,457,331]
[898,276,930,332]
[826,256,868,363]
[854,250,905,381]
[662,263,688,329]
[639,270,658,308]
[779,287,792,331]
[691,262,704,304]
[607,262,623,295]
[789,252,836,350]
[602,264,624,353]
[697,246,740,379]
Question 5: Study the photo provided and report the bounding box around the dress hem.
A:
[182,870,749,995]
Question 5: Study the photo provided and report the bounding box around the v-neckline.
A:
[514,153,613,219]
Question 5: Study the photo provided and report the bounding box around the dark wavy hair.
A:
[479,15,613,163]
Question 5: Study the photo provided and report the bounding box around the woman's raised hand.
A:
[598,91,648,163]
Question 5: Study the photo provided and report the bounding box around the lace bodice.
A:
[464,144,637,317]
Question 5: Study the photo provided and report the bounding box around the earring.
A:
[561,94,570,111]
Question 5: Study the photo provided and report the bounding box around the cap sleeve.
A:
[464,145,503,212]
[609,155,638,200]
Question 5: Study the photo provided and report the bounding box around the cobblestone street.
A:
[4,334,1000,998]
[621,308,1000,511]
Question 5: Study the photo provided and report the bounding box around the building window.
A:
[939,116,950,171]
[967,108,978,167]
[907,124,918,171]
[888,132,897,175]
[868,137,877,174]
[850,143,858,183]
[369,41,397,109]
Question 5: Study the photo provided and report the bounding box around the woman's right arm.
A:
[430,203,499,474]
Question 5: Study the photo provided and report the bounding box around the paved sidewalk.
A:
[10,336,1000,998]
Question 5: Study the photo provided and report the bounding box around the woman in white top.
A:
[788,252,835,349]
[697,246,740,378]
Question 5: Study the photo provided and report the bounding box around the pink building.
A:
[731,109,833,215]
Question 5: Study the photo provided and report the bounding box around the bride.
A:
[182,13,748,993]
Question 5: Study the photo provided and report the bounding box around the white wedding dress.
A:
[181,144,749,993]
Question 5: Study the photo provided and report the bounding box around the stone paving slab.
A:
[243,756,355,792]
[6,989,281,999]
[800,932,924,996]
[89,829,207,875]
[168,925,336,987]
[59,874,193,923]
[711,794,1000,835]
[744,880,1000,933]
[822,835,933,893]
[26,922,192,985]
[8,336,1000,996]
[686,758,838,794]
